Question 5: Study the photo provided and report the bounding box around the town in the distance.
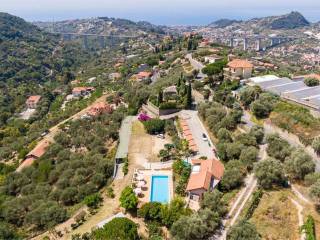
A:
[1,6,320,240]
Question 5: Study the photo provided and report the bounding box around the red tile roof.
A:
[186,159,224,191]
[137,71,152,79]
[228,59,253,69]
[26,95,41,104]
[27,140,50,159]
[87,102,113,116]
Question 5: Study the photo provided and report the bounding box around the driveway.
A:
[186,53,207,79]
[180,110,215,159]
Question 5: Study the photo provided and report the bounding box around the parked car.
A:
[40,130,50,137]
[157,134,165,139]
[202,133,208,141]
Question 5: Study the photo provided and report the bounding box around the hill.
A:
[204,11,310,31]
[34,17,165,36]
[207,19,242,28]
[267,11,310,29]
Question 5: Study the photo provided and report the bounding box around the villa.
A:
[17,140,51,171]
[224,59,253,81]
[87,102,113,117]
[186,158,224,203]
[26,95,41,109]
[72,87,95,97]
[163,85,178,100]
[136,71,152,81]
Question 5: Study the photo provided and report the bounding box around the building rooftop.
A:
[26,95,41,103]
[115,116,134,160]
[227,59,253,69]
[186,159,224,191]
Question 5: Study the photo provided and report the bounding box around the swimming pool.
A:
[150,175,169,203]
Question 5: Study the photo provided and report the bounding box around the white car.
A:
[202,133,208,141]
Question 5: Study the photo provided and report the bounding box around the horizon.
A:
[2,0,320,25]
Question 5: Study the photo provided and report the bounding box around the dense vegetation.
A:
[0,109,125,236]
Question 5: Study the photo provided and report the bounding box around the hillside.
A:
[0,12,91,127]
[0,12,59,83]
[207,19,242,28]
[34,17,165,36]
[204,11,310,33]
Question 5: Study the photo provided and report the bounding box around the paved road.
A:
[186,53,207,79]
[180,110,215,159]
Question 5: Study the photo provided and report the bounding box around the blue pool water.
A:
[150,175,169,203]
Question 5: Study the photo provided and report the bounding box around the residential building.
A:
[18,140,51,171]
[109,72,122,81]
[72,87,95,97]
[26,95,41,109]
[87,102,113,117]
[136,71,152,81]
[163,85,178,100]
[224,59,253,80]
[186,159,224,202]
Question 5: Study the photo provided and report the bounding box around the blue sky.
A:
[2,0,320,25]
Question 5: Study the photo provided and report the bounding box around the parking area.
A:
[180,110,215,159]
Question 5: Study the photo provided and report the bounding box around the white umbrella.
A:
[137,181,146,188]
[134,188,142,195]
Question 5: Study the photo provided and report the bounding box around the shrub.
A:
[243,190,263,220]
[304,77,319,87]
[159,102,177,110]
[83,193,102,209]
[312,137,320,155]
[137,202,163,221]
[227,220,261,240]
[254,158,286,189]
[93,217,139,240]
[119,186,138,212]
[301,215,316,240]
[284,148,315,180]
[106,187,115,198]
[122,157,129,175]
[143,119,165,134]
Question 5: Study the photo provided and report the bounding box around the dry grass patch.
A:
[250,189,299,240]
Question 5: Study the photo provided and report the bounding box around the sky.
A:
[2,0,320,25]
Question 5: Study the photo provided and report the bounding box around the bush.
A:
[284,148,315,180]
[106,187,115,198]
[220,160,246,191]
[83,193,102,209]
[254,158,286,189]
[159,102,177,110]
[266,134,291,162]
[304,173,320,186]
[312,137,320,155]
[93,217,139,240]
[301,215,316,240]
[227,220,261,240]
[143,119,165,134]
[304,77,319,87]
[243,190,263,220]
[119,186,138,212]
[137,202,163,221]
[122,157,129,175]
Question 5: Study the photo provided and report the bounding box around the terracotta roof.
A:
[17,157,36,172]
[227,59,253,69]
[87,102,113,116]
[137,71,152,79]
[183,129,192,137]
[181,125,190,132]
[185,134,194,141]
[26,95,41,104]
[27,140,50,159]
[72,87,95,93]
[186,159,224,191]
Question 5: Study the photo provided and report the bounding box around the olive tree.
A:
[254,158,286,189]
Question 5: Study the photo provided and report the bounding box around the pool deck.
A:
[134,169,174,205]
